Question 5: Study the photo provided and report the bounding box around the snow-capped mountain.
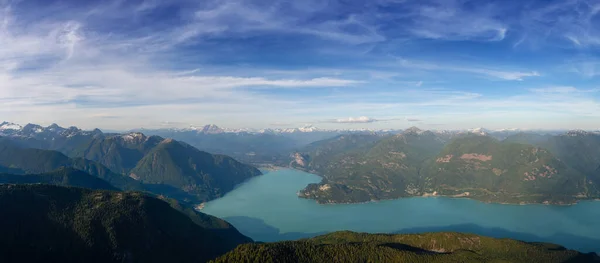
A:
[0,122,22,131]
[0,122,103,139]
[467,127,491,136]
[200,124,225,134]
[403,126,425,135]
[564,130,592,137]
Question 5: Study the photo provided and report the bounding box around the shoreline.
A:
[299,193,598,206]
[250,164,599,207]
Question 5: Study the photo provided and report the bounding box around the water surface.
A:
[203,169,600,253]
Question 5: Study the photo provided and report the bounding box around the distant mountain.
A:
[422,135,597,204]
[291,133,384,170]
[504,131,600,184]
[133,124,403,164]
[1,130,262,203]
[66,132,164,174]
[292,128,600,204]
[0,184,251,263]
[214,231,597,263]
[128,139,261,201]
[503,132,554,145]
[0,139,144,191]
[294,130,446,203]
[136,129,299,164]
[0,167,118,191]
[0,122,103,152]
[541,131,600,177]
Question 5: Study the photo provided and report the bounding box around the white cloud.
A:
[334,116,378,123]
[182,76,360,88]
[470,69,540,81]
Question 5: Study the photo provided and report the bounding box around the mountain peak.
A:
[47,123,66,132]
[21,123,44,133]
[403,126,423,134]
[468,127,490,136]
[565,130,591,137]
[0,122,22,131]
[298,125,320,132]
[120,132,147,142]
[201,124,225,134]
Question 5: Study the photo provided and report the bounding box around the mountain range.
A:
[0,123,261,204]
[3,121,600,206]
[293,127,600,204]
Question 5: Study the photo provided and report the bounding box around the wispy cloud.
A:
[404,0,508,41]
[397,58,540,81]
[333,116,379,123]
[529,87,599,94]
[406,117,422,122]
[325,116,406,124]
[518,0,600,48]
[569,61,600,78]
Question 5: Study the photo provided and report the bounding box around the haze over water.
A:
[202,169,600,253]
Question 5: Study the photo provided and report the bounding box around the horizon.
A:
[0,120,592,133]
[1,0,600,130]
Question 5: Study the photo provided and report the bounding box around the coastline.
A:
[299,191,596,206]
[251,164,598,207]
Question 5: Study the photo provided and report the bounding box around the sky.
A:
[1,0,600,130]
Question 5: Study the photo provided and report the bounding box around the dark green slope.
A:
[148,131,299,165]
[0,184,251,263]
[0,141,143,191]
[213,231,598,263]
[69,133,163,174]
[295,130,444,203]
[0,167,117,191]
[504,132,600,184]
[129,139,262,202]
[64,134,263,203]
[160,197,253,248]
[503,132,553,145]
[541,134,600,178]
[422,136,598,204]
[0,136,262,203]
[290,133,383,171]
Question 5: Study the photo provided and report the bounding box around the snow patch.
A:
[121,132,146,142]
[0,122,22,131]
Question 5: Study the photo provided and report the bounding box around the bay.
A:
[202,168,600,253]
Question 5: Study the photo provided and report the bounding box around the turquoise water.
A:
[202,169,600,253]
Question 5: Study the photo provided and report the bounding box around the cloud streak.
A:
[397,58,540,81]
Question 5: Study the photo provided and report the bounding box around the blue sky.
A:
[1,0,599,130]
